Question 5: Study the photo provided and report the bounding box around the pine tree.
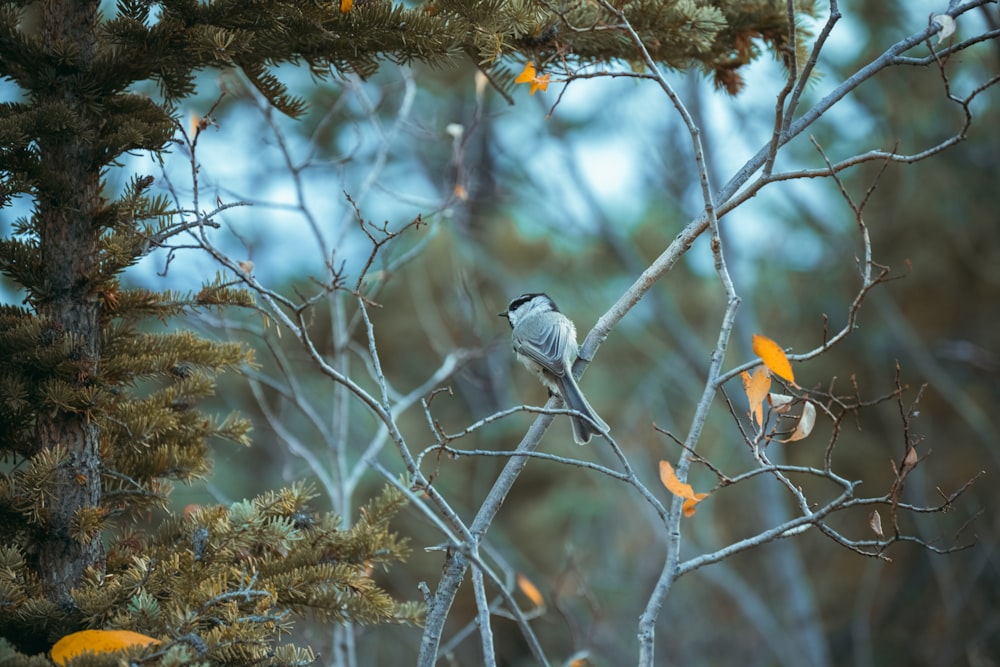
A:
[0,0,811,662]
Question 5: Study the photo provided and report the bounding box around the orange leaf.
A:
[339,0,352,12]
[659,460,709,516]
[514,61,550,95]
[516,573,544,608]
[515,61,537,84]
[741,366,771,427]
[51,630,159,665]
[752,333,795,384]
[659,460,694,499]
[682,493,710,517]
[529,73,550,95]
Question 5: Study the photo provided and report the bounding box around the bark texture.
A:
[36,0,104,606]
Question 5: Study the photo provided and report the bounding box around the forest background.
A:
[1,0,998,665]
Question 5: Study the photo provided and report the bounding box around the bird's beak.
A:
[497,311,508,318]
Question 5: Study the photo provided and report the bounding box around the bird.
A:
[499,293,609,445]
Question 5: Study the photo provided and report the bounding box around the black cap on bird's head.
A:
[498,293,557,325]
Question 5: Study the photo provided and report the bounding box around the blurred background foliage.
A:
[4,0,993,664]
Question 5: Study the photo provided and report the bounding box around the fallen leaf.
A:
[51,630,159,665]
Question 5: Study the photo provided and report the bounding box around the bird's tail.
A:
[558,375,609,445]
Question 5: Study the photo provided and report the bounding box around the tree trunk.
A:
[36,0,104,606]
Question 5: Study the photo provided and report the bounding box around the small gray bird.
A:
[499,293,609,445]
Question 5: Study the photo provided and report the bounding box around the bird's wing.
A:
[514,323,568,378]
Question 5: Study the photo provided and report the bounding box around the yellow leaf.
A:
[752,333,795,384]
[514,61,550,95]
[659,460,709,516]
[741,367,771,427]
[516,572,544,608]
[51,629,159,665]
[515,61,537,84]
[529,73,550,95]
